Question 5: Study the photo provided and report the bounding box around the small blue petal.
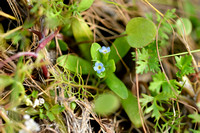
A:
[97,70,101,74]
[99,63,104,67]
[107,47,110,52]
[99,46,111,54]
[95,62,99,66]
[102,67,105,72]
[93,66,98,71]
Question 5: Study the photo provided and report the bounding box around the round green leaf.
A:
[94,93,120,116]
[176,18,192,36]
[126,17,157,48]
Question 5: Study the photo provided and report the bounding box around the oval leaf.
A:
[71,15,93,59]
[91,43,101,61]
[71,16,93,42]
[77,0,95,12]
[105,59,116,74]
[94,93,120,116]
[176,17,192,36]
[109,32,131,63]
[105,73,128,99]
[57,54,91,74]
[126,17,156,48]
[121,91,142,128]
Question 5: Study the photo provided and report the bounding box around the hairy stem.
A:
[0,52,37,69]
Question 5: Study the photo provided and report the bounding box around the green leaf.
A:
[50,104,65,115]
[0,75,14,92]
[121,91,142,128]
[46,111,56,121]
[0,23,9,49]
[140,94,154,107]
[9,81,25,109]
[44,103,50,110]
[77,0,94,12]
[49,39,68,51]
[72,16,93,42]
[105,73,128,99]
[164,9,176,19]
[135,48,149,74]
[58,40,68,51]
[91,43,101,61]
[109,32,131,63]
[188,113,200,123]
[39,113,46,119]
[31,90,38,98]
[71,15,93,59]
[149,72,165,94]
[175,55,195,78]
[105,59,116,74]
[183,0,196,15]
[94,93,120,116]
[149,72,178,96]
[151,100,164,120]
[176,18,192,36]
[5,123,14,133]
[189,128,200,133]
[155,92,171,101]
[70,102,77,110]
[133,45,160,74]
[57,54,92,74]
[126,17,157,48]
[39,109,45,119]
[140,93,170,120]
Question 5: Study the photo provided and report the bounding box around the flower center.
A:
[98,66,102,70]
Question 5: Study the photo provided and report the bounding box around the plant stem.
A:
[0,52,37,69]
[161,49,200,59]
[35,27,61,53]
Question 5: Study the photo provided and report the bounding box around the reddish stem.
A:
[0,52,38,69]
[35,27,61,53]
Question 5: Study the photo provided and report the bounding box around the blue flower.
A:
[93,62,105,74]
[99,46,110,54]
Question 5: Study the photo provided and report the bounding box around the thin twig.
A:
[135,48,147,133]
[73,34,127,46]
